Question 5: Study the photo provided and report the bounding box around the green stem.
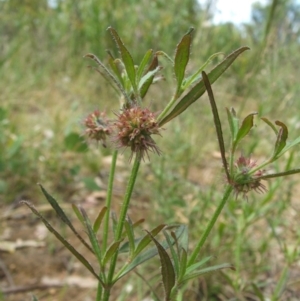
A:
[115,155,141,240]
[187,185,233,266]
[103,154,141,301]
[102,150,118,254]
[157,94,177,122]
[96,282,103,301]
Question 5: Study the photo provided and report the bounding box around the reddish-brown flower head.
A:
[230,155,266,198]
[84,110,112,147]
[114,106,161,160]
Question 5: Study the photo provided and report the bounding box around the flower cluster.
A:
[84,106,162,160]
[84,110,112,147]
[230,155,267,198]
[114,106,162,160]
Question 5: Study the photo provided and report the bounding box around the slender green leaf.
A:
[182,263,235,283]
[85,53,130,103]
[156,50,174,63]
[102,239,123,266]
[261,117,278,135]
[133,224,165,257]
[178,248,188,282]
[234,112,257,148]
[108,57,124,86]
[72,204,85,226]
[132,218,145,228]
[93,206,107,233]
[39,184,94,254]
[278,136,300,156]
[117,225,185,279]
[140,54,159,99]
[108,27,137,92]
[21,201,103,284]
[186,256,213,274]
[137,49,153,82]
[202,71,230,181]
[31,296,39,301]
[147,231,176,300]
[273,120,288,157]
[159,46,250,126]
[226,107,239,141]
[183,52,224,88]
[174,27,194,93]
[124,218,135,258]
[164,230,179,276]
[80,208,102,265]
[257,168,300,180]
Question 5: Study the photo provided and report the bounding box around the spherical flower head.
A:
[231,155,266,198]
[114,106,162,160]
[84,110,112,147]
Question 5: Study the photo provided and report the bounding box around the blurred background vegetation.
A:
[1,0,300,299]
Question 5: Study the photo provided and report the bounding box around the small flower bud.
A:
[84,110,112,147]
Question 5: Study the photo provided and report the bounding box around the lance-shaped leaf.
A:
[273,121,288,158]
[146,231,176,301]
[137,49,153,82]
[117,224,185,279]
[139,66,162,96]
[276,136,300,156]
[261,117,278,135]
[174,27,194,94]
[21,201,103,284]
[108,27,137,92]
[93,206,107,233]
[119,223,165,254]
[233,112,257,150]
[226,107,239,142]
[202,71,230,181]
[186,256,213,274]
[124,218,135,258]
[140,54,159,99]
[182,262,235,283]
[256,168,300,180]
[159,46,250,126]
[72,204,85,226]
[102,239,123,267]
[164,230,179,276]
[39,184,93,254]
[178,248,188,282]
[80,208,102,265]
[85,53,130,103]
[134,224,165,256]
[108,57,124,86]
